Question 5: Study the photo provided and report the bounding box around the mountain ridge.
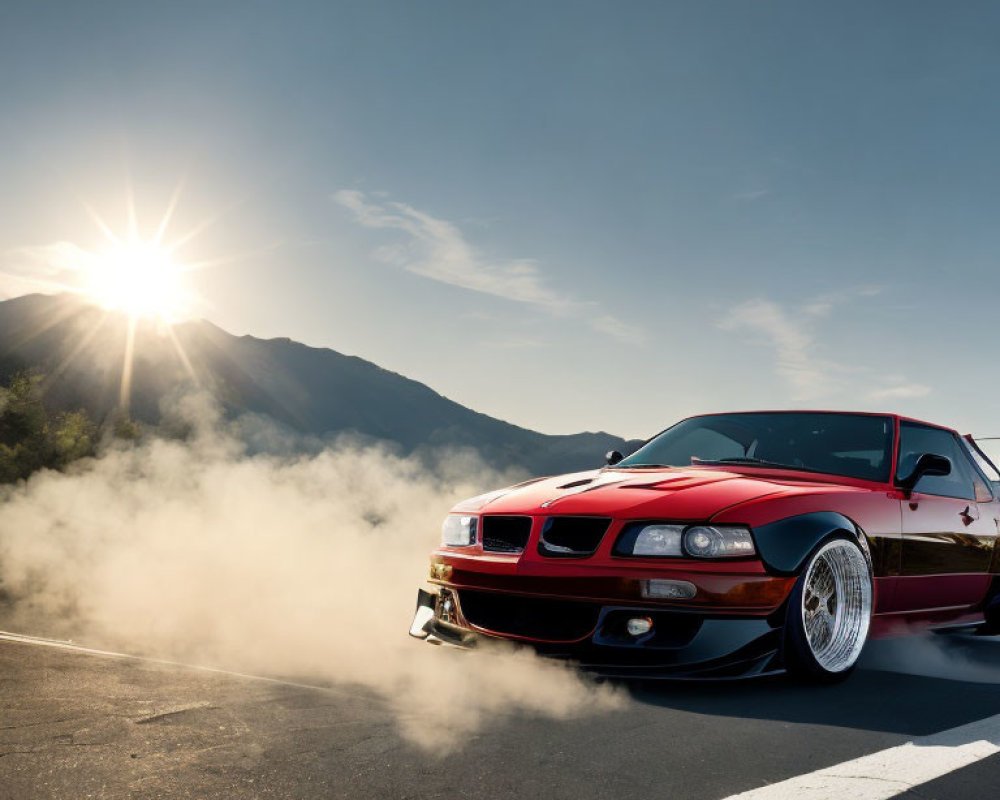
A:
[0,293,639,475]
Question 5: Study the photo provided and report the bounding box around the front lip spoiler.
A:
[409,587,785,679]
[408,588,437,638]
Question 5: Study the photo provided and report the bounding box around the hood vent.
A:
[618,474,733,491]
[557,478,594,490]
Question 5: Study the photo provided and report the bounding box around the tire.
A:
[783,536,873,683]
[978,593,1000,636]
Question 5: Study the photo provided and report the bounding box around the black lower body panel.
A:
[410,586,785,679]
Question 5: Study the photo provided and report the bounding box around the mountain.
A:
[0,294,639,475]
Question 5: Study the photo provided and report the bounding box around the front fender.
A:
[753,511,871,575]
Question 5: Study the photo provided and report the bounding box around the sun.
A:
[33,185,217,414]
[84,239,191,322]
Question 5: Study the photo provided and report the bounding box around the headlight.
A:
[615,522,755,558]
[683,525,755,558]
[441,514,478,547]
[615,523,685,557]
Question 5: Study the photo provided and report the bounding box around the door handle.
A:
[960,505,980,526]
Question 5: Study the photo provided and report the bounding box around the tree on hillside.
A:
[0,372,98,483]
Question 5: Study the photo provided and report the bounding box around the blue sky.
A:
[2,1,1000,440]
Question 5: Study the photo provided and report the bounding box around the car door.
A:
[964,434,1000,578]
[894,421,997,611]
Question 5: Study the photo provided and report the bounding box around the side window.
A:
[963,439,999,501]
[897,423,977,501]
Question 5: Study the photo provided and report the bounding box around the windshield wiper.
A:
[612,463,673,469]
[692,457,798,469]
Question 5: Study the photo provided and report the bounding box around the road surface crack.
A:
[0,749,34,758]
[0,717,75,730]
[135,703,217,725]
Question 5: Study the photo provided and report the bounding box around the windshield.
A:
[618,412,894,482]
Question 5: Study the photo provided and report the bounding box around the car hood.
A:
[458,467,858,521]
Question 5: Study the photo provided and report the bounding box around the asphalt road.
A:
[1,632,999,800]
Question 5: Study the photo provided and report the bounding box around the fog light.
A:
[430,562,453,581]
[641,579,697,600]
[436,589,458,624]
[626,616,653,637]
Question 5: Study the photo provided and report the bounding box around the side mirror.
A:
[605,450,624,466]
[898,453,952,497]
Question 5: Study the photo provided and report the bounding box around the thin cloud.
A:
[720,298,839,400]
[334,189,642,344]
[870,383,932,400]
[0,242,96,298]
[722,292,930,403]
[592,313,645,342]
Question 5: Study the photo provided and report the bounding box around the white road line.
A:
[724,712,1000,800]
[0,629,335,693]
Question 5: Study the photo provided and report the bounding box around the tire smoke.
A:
[0,393,621,751]
[861,632,1000,684]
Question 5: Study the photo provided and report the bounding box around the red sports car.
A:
[409,411,1000,681]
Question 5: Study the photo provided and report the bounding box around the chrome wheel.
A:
[800,539,872,673]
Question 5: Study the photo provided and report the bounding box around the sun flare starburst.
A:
[84,240,191,322]
[17,181,248,416]
[56,183,217,415]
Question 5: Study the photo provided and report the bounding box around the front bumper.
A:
[409,586,786,679]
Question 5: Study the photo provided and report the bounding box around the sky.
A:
[1,1,1000,440]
